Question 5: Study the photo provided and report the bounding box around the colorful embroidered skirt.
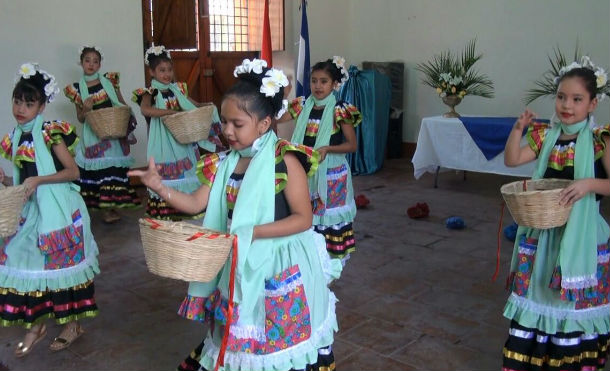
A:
[314,221,355,260]
[177,230,342,371]
[0,191,100,327]
[503,213,610,370]
[78,166,140,209]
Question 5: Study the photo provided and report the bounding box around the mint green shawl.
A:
[12,115,82,235]
[513,118,598,297]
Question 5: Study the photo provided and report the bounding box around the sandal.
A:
[49,323,84,352]
[15,324,47,358]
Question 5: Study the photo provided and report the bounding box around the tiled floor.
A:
[0,159,608,370]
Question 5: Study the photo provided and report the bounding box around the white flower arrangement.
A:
[233,59,290,119]
[144,45,171,66]
[332,55,349,90]
[79,45,104,60]
[15,62,59,103]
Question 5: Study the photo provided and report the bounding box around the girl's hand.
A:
[22,176,39,199]
[317,147,329,162]
[515,109,536,131]
[127,157,164,194]
[82,97,94,113]
[559,179,591,206]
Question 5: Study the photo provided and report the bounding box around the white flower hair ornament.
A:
[233,58,268,77]
[332,56,349,91]
[16,63,59,103]
[79,45,104,61]
[556,55,609,101]
[144,45,171,66]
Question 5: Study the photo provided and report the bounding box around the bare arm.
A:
[23,140,80,198]
[127,157,210,214]
[139,94,176,118]
[504,109,537,167]
[252,153,312,240]
[116,89,127,105]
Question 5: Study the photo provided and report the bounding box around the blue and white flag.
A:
[296,0,310,98]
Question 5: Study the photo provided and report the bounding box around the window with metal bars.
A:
[209,0,249,52]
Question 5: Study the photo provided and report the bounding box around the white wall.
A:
[1,0,608,174]
[285,0,610,143]
[0,0,146,175]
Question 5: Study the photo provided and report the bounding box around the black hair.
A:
[12,72,48,104]
[559,67,598,100]
[80,47,102,63]
[223,68,285,120]
[311,59,343,82]
[147,52,172,70]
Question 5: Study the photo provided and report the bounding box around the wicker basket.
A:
[85,106,130,139]
[0,184,26,237]
[138,218,234,282]
[162,105,214,144]
[501,179,573,229]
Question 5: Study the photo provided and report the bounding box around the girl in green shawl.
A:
[132,45,224,221]
[503,59,610,370]
[130,59,341,371]
[64,46,141,224]
[0,63,99,357]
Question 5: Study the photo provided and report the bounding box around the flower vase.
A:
[442,95,462,118]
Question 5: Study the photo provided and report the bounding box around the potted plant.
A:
[416,39,494,117]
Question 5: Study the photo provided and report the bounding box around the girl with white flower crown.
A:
[132,45,225,221]
[503,56,610,370]
[278,56,362,265]
[130,58,341,371]
[64,46,141,223]
[0,63,100,357]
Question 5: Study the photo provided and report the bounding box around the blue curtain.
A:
[338,66,391,175]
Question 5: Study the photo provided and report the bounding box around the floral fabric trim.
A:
[157,157,194,180]
[84,140,112,159]
[508,237,537,297]
[196,151,228,187]
[0,121,78,167]
[177,295,207,322]
[131,82,188,107]
[288,96,305,119]
[104,72,120,88]
[63,84,83,106]
[274,139,320,193]
[326,164,348,209]
[527,122,606,161]
[226,176,241,211]
[38,210,85,270]
[334,101,362,129]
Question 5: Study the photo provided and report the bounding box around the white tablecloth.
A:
[412,116,535,179]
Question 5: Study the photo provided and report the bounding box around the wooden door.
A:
[142,0,256,108]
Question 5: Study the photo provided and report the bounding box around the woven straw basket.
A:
[138,218,234,282]
[501,179,573,229]
[85,106,130,139]
[162,105,214,144]
[0,184,26,237]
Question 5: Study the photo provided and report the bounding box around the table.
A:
[412,116,535,186]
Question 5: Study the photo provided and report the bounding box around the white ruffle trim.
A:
[0,258,96,280]
[312,231,342,283]
[230,324,266,342]
[561,274,598,289]
[508,293,610,320]
[518,246,536,255]
[75,151,134,169]
[201,292,338,371]
[265,277,304,297]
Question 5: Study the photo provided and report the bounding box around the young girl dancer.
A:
[279,56,361,264]
[132,45,223,220]
[130,58,341,371]
[64,46,140,223]
[0,63,99,356]
[503,56,610,370]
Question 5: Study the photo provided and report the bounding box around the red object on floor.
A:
[355,194,370,209]
[407,202,430,219]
